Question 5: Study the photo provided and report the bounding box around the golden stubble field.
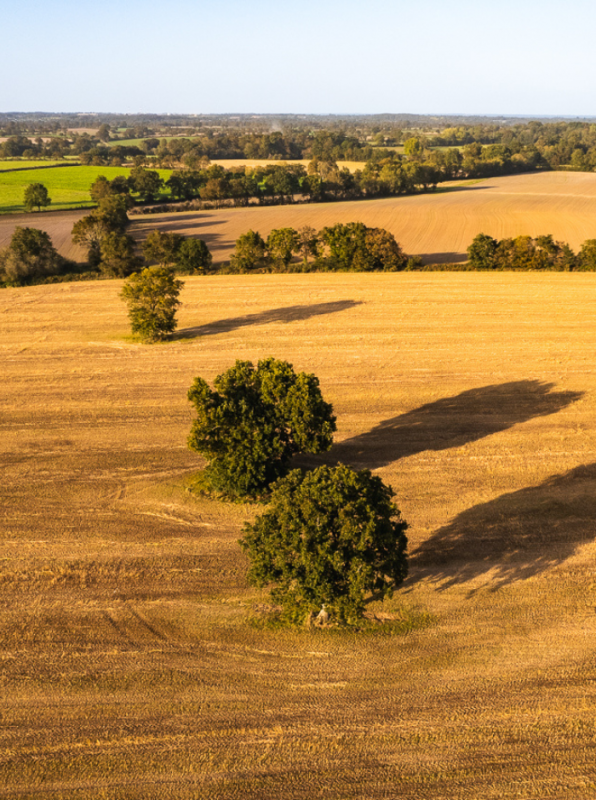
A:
[3,272,596,798]
[129,171,596,264]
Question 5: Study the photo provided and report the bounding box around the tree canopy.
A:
[187,358,337,498]
[0,227,64,284]
[24,183,51,212]
[240,464,409,623]
[120,266,183,341]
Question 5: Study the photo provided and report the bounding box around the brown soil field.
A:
[129,171,596,264]
[0,209,87,261]
[3,272,596,798]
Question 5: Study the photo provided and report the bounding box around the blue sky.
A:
[3,0,596,115]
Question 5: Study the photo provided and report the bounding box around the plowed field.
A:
[3,272,596,798]
[129,171,596,264]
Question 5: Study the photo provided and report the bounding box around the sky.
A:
[3,0,596,116]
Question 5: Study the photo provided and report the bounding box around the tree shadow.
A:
[173,299,363,340]
[418,251,467,264]
[329,381,584,471]
[411,462,596,590]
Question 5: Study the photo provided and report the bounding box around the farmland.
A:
[129,170,596,264]
[3,271,596,797]
[0,165,171,214]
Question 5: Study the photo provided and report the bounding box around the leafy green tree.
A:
[576,239,596,271]
[120,266,183,341]
[128,166,163,202]
[72,215,108,268]
[296,225,319,265]
[99,232,141,277]
[266,227,299,269]
[239,464,408,623]
[0,227,64,284]
[90,175,113,203]
[229,230,269,273]
[467,233,498,269]
[319,223,407,271]
[23,183,51,212]
[187,358,337,498]
[175,238,212,274]
[142,230,185,268]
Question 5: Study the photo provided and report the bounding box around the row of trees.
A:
[467,233,596,271]
[228,223,409,273]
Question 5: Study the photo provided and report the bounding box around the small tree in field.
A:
[187,358,336,498]
[120,266,183,342]
[240,464,408,623]
[24,183,51,212]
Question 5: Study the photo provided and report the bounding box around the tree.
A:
[176,238,212,274]
[187,358,337,498]
[120,266,183,341]
[142,229,185,268]
[24,183,51,212]
[0,226,64,284]
[266,227,299,270]
[229,230,269,273]
[467,233,498,269]
[128,166,163,202]
[319,222,406,271]
[239,464,408,623]
[99,232,141,277]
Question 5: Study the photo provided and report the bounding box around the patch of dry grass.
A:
[3,272,596,797]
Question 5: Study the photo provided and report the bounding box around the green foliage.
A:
[467,233,498,269]
[119,266,183,341]
[0,226,64,285]
[576,239,596,271]
[319,222,407,271]
[229,230,269,273]
[187,358,336,498]
[99,232,141,277]
[266,227,300,270]
[175,237,212,274]
[129,166,164,202]
[239,464,408,623]
[23,182,51,212]
[72,195,130,270]
[142,229,185,267]
[468,232,579,270]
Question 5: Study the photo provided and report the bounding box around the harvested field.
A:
[130,171,596,264]
[210,158,365,172]
[3,272,596,797]
[0,209,88,260]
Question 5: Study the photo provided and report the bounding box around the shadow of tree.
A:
[173,299,363,340]
[330,381,583,470]
[412,462,596,589]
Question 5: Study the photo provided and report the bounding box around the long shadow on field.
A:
[419,251,468,264]
[329,381,583,470]
[173,299,363,340]
[412,462,596,589]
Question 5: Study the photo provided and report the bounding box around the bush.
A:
[187,358,336,498]
[240,464,409,623]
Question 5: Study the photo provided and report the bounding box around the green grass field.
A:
[0,160,69,171]
[0,166,172,213]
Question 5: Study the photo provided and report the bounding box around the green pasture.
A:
[0,160,69,172]
[0,166,172,214]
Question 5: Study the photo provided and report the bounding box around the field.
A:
[3,271,596,797]
[128,171,596,264]
[0,166,172,214]
[0,160,69,171]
